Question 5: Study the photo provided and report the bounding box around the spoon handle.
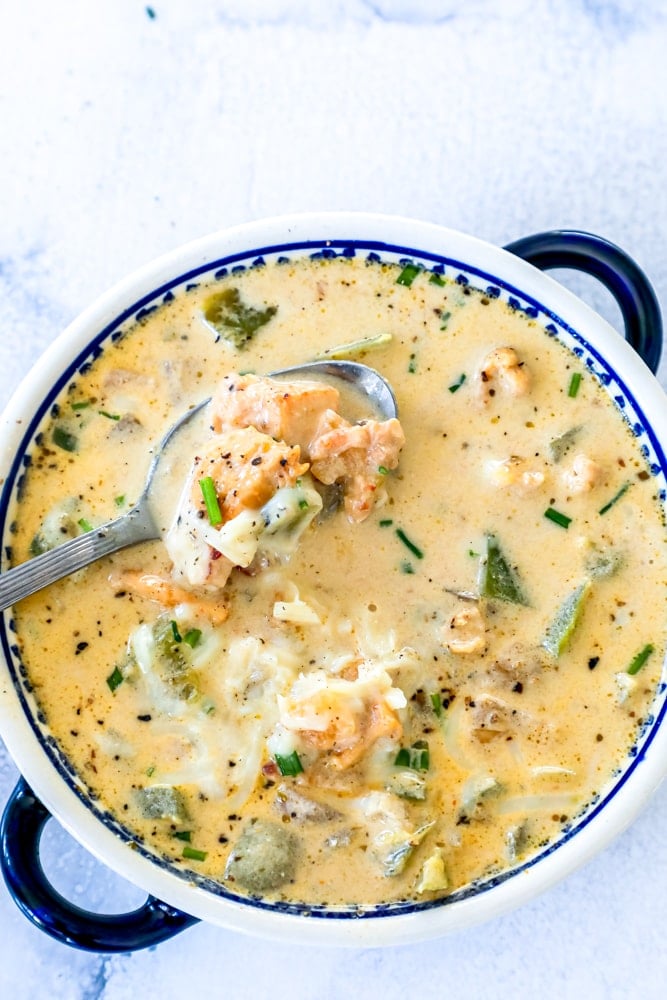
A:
[0,505,158,612]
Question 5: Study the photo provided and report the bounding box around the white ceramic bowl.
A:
[0,214,665,951]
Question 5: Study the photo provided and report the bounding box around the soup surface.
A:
[8,253,667,908]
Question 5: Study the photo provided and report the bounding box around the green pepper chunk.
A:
[479,534,528,605]
[543,581,591,657]
[136,785,187,822]
[203,287,277,349]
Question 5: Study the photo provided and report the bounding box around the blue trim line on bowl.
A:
[1,237,666,924]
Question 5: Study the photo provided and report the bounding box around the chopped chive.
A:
[396,263,422,287]
[429,272,446,286]
[106,666,124,693]
[439,310,452,330]
[98,410,121,421]
[395,527,424,559]
[199,476,223,526]
[448,373,466,393]
[408,353,417,373]
[146,765,156,777]
[394,740,430,771]
[400,561,415,574]
[298,497,309,510]
[71,400,91,411]
[544,507,572,529]
[173,830,192,842]
[183,628,202,648]
[275,750,304,776]
[379,518,393,527]
[469,549,479,557]
[202,699,216,715]
[170,620,182,643]
[568,372,582,398]
[78,517,93,533]
[52,426,78,452]
[114,495,126,507]
[182,845,207,862]
[378,465,389,476]
[599,482,631,515]
[627,643,654,675]
[430,692,443,717]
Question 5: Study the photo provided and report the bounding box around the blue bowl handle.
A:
[0,779,199,952]
[503,230,663,374]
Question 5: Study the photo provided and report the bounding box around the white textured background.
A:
[1,1,666,997]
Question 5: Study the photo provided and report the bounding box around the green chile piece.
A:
[203,287,277,349]
[224,818,300,893]
[136,785,187,822]
[479,534,529,606]
[543,581,591,657]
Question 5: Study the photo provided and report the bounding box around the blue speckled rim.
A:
[1,236,666,921]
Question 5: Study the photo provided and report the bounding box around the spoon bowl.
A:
[0,360,396,611]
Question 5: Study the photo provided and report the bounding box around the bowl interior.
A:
[1,220,666,941]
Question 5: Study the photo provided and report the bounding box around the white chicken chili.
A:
[7,252,667,908]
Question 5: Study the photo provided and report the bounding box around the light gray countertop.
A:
[1,2,666,997]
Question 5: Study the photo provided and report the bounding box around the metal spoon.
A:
[0,361,397,611]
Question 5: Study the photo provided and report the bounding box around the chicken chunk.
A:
[488,641,550,689]
[485,456,545,493]
[213,372,405,522]
[108,571,230,625]
[300,698,403,770]
[276,664,405,771]
[308,411,405,522]
[212,372,340,456]
[166,426,307,589]
[476,347,531,404]
[467,694,517,743]
[562,453,604,494]
[195,427,307,520]
[442,605,487,655]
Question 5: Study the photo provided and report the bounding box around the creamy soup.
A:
[7,253,667,908]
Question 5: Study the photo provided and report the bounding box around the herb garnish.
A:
[106,666,124,693]
[199,476,223,525]
[183,628,202,648]
[182,845,207,862]
[396,263,422,287]
[275,750,304,776]
[544,507,572,529]
[395,527,424,559]
[627,643,654,675]
[568,372,582,398]
[599,482,631,515]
